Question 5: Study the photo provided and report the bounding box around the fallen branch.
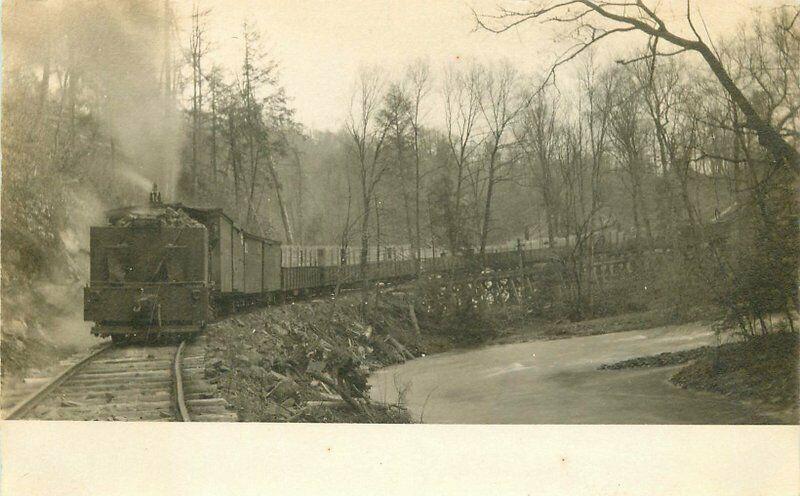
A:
[387,335,415,361]
[305,400,349,408]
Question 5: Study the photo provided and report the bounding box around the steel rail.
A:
[4,343,114,420]
[173,340,191,422]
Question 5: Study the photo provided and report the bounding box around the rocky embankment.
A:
[202,291,427,422]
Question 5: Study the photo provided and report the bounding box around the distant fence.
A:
[281,229,640,269]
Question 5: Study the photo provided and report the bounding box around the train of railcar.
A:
[83,187,638,340]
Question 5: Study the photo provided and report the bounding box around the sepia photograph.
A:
[1,1,799,489]
[3,0,799,492]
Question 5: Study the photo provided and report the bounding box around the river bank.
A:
[599,330,798,423]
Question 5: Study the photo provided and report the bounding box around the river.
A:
[369,323,771,424]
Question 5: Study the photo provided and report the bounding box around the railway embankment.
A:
[201,279,532,422]
[203,290,424,423]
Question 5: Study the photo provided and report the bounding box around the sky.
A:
[176,0,786,131]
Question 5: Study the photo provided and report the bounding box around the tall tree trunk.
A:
[414,153,421,270]
[479,173,495,259]
[227,111,240,204]
[375,195,381,263]
[360,186,372,294]
[267,160,294,244]
[479,148,499,260]
[631,184,642,240]
[541,182,556,247]
[37,53,51,118]
[400,184,414,249]
[291,147,304,243]
[452,156,466,252]
[210,87,218,180]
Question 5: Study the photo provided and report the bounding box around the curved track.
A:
[3,338,237,422]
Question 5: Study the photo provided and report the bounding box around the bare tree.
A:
[608,69,653,241]
[635,59,700,229]
[555,59,616,319]
[222,84,242,206]
[476,62,528,259]
[206,65,223,181]
[443,63,483,253]
[239,23,269,226]
[345,67,389,290]
[233,23,296,243]
[187,4,211,192]
[407,60,432,267]
[378,82,415,251]
[476,1,798,172]
[517,86,562,247]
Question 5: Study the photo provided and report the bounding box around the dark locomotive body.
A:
[85,220,211,338]
[84,201,282,340]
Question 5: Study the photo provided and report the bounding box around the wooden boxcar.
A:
[181,206,281,304]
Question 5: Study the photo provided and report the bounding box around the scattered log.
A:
[317,391,343,402]
[377,338,405,363]
[305,400,349,408]
[386,335,414,361]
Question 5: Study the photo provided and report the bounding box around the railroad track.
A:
[2,337,237,422]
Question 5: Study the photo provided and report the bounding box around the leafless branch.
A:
[615,47,689,65]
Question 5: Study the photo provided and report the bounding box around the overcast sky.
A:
[177,0,785,131]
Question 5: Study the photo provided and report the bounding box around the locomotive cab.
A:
[84,192,211,340]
